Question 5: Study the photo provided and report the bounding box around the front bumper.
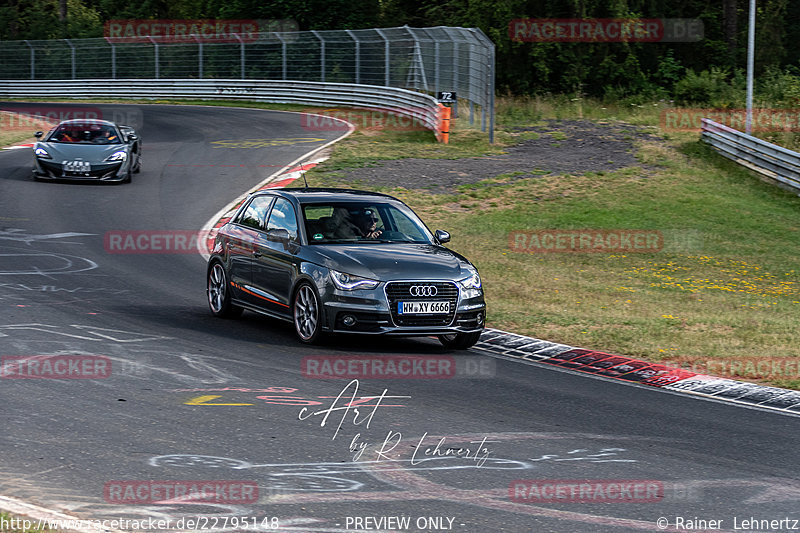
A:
[33,159,127,181]
[321,280,486,336]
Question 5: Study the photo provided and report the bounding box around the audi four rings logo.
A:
[409,285,438,297]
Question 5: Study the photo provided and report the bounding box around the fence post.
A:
[420,28,439,96]
[452,40,459,118]
[346,30,360,84]
[468,41,474,126]
[312,30,325,82]
[375,28,390,87]
[488,43,495,143]
[23,40,34,80]
[276,32,287,80]
[232,33,244,79]
[110,41,116,79]
[63,39,75,79]
[148,36,159,79]
[192,34,203,78]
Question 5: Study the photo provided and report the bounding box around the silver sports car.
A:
[32,119,141,183]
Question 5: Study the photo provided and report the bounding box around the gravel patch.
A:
[322,119,659,192]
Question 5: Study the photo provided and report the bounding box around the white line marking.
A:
[198,112,355,261]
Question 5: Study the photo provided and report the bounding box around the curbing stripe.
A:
[198,112,355,261]
[1,143,34,150]
[475,328,800,416]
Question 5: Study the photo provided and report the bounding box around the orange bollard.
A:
[440,105,451,144]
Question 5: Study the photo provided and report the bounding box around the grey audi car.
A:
[32,119,141,182]
[207,188,485,348]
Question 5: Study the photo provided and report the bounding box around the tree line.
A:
[1,0,797,104]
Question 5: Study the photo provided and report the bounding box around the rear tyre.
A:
[207,262,243,318]
[438,331,482,350]
[293,282,324,344]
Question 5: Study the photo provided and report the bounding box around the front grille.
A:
[40,160,120,179]
[385,281,458,327]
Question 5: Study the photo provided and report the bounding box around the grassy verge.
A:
[303,95,800,389]
[4,95,798,388]
[0,111,53,148]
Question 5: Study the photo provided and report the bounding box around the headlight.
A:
[458,271,482,298]
[330,269,379,291]
[104,150,127,162]
[34,147,51,159]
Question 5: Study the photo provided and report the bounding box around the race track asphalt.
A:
[0,102,798,533]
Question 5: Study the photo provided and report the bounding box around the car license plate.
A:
[398,301,449,314]
[63,160,91,173]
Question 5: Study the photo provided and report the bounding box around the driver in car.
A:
[99,128,118,143]
[355,209,383,239]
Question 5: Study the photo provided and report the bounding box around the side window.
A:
[393,210,420,235]
[236,196,273,230]
[266,198,299,242]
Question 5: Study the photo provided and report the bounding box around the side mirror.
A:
[435,229,451,244]
[34,131,43,138]
[267,228,290,244]
[126,133,139,142]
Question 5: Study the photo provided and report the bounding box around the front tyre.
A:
[438,331,482,350]
[293,282,324,344]
[207,262,243,318]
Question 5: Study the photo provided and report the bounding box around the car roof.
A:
[253,187,400,204]
[56,119,117,127]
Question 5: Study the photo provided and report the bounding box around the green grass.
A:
[304,96,800,388]
[6,94,799,387]
[0,111,53,148]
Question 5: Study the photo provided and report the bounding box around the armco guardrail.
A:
[0,25,495,142]
[702,118,800,194]
[0,78,448,140]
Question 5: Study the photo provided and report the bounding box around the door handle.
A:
[252,250,262,258]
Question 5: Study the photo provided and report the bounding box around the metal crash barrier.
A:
[702,118,800,194]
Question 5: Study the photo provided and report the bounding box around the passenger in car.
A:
[326,207,361,239]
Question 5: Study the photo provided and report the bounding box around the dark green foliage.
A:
[0,0,798,100]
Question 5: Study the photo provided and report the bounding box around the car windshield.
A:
[48,123,122,144]
[303,201,433,244]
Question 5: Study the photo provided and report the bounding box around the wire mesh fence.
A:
[0,26,494,139]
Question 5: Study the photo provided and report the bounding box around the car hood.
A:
[37,143,126,161]
[302,243,475,281]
